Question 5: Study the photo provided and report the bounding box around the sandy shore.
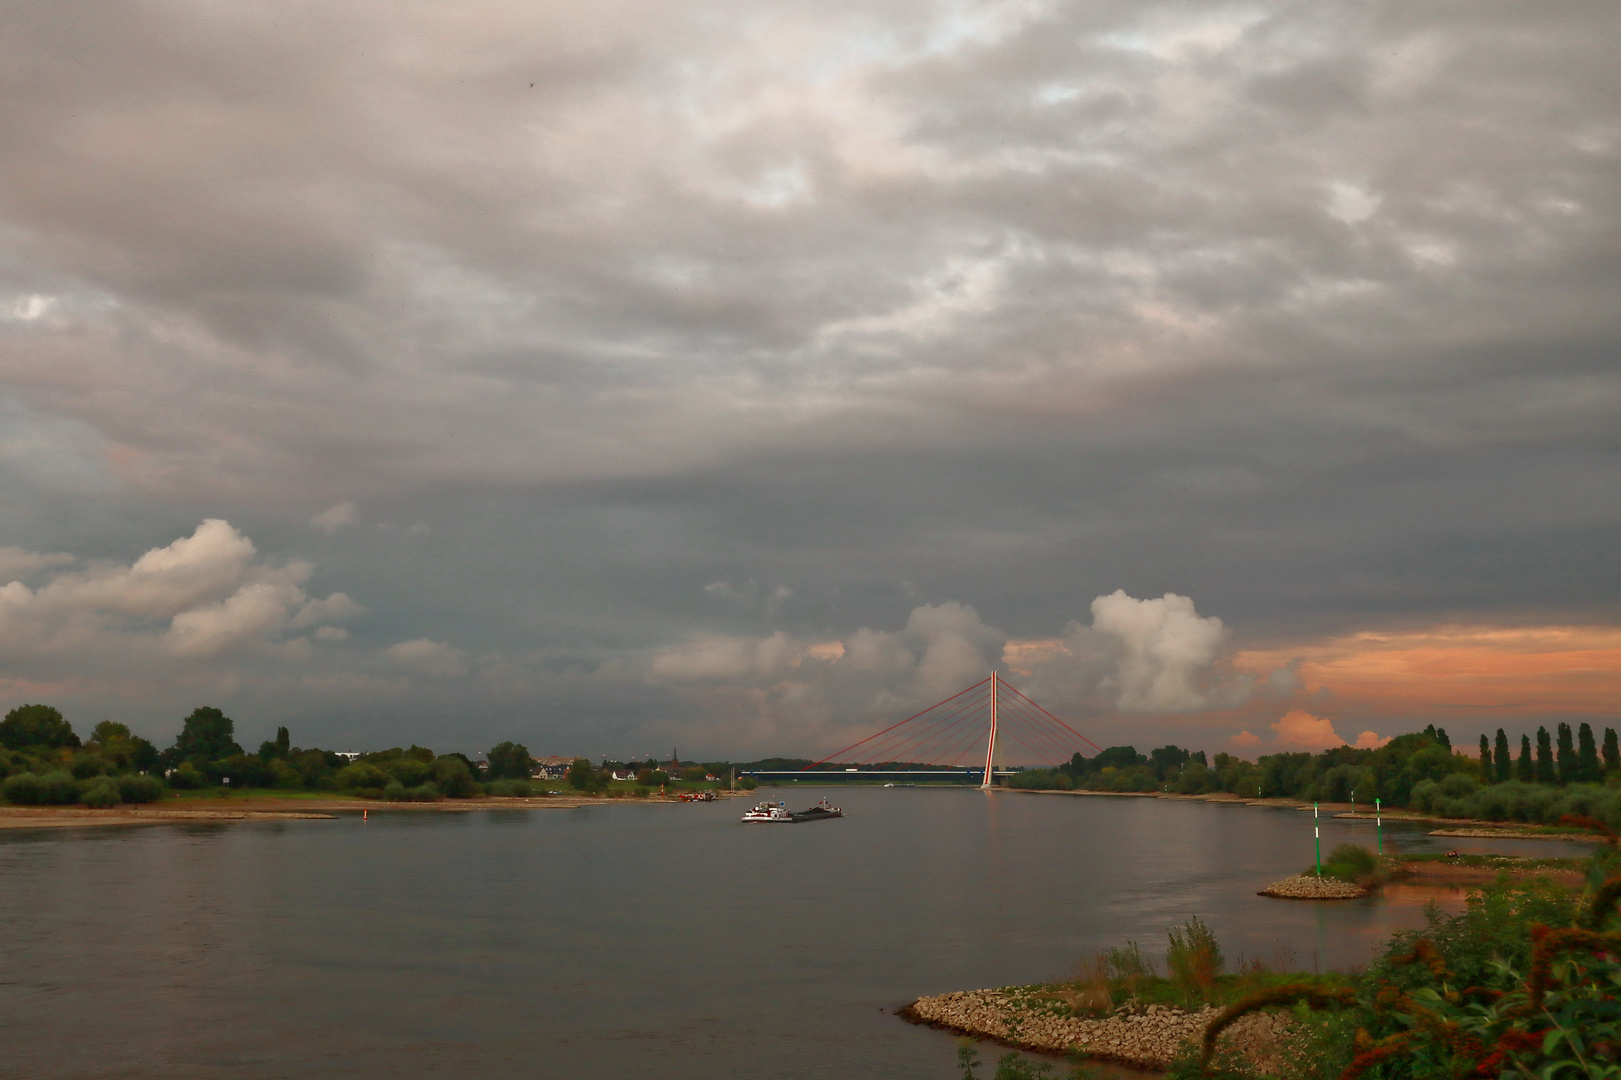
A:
[901,988,1292,1072]
[1426,826,1597,841]
[0,790,753,829]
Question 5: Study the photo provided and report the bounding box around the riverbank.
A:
[901,989,1292,1072]
[1005,787,1604,839]
[0,789,753,829]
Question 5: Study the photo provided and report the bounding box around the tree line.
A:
[1006,721,1621,827]
[0,703,542,806]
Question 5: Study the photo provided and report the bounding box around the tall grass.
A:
[1054,919,1352,1017]
[1166,916,1223,999]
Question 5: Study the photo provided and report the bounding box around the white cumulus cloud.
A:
[1022,590,1245,713]
[0,519,363,667]
[311,502,360,533]
[388,638,471,678]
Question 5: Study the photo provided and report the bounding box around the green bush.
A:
[116,774,163,803]
[81,778,120,808]
[485,778,531,797]
[1372,876,1578,994]
[69,751,110,779]
[386,758,432,787]
[1314,842,1379,882]
[1006,768,1073,790]
[269,758,304,789]
[336,762,388,790]
[2,770,81,805]
[167,762,206,789]
[431,756,476,797]
[383,781,440,802]
[1410,778,1621,828]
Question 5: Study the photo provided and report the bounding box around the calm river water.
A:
[0,788,1582,1079]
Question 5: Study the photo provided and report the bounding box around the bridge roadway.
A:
[741,769,1021,777]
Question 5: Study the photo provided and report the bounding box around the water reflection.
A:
[0,789,1578,1080]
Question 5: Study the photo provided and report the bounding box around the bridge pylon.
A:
[980,671,1000,789]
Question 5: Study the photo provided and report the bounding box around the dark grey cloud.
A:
[0,0,1616,755]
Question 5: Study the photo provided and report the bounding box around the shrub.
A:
[3,770,81,805]
[486,778,531,797]
[69,751,110,779]
[431,756,477,798]
[1371,876,1578,993]
[1166,916,1223,1001]
[167,762,206,789]
[385,758,432,787]
[81,778,120,808]
[269,758,304,789]
[1315,842,1379,883]
[738,777,758,790]
[2,772,41,804]
[116,774,163,803]
[384,781,440,802]
[336,762,388,791]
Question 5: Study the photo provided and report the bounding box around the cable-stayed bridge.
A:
[746,671,1101,788]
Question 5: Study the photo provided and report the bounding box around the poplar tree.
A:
[1518,734,1534,783]
[1577,722,1600,783]
[1494,728,1512,784]
[1536,726,1556,784]
[1479,734,1493,782]
[1556,722,1575,785]
[1605,727,1620,775]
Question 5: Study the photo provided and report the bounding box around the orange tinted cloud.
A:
[1237,624,1621,716]
[1272,709,1342,750]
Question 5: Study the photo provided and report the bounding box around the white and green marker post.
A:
[1315,802,1322,876]
[1376,797,1382,854]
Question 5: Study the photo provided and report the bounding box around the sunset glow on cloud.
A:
[1235,625,1621,719]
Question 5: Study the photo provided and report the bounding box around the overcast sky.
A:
[1,0,1617,761]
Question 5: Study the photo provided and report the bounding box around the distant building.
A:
[333,752,361,762]
[530,755,574,780]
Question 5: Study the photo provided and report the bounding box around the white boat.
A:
[741,801,794,822]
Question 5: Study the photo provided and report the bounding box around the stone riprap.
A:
[901,989,1293,1072]
[1258,874,1366,899]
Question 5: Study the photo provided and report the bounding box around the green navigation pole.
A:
[1315,802,1322,876]
[1376,797,1382,854]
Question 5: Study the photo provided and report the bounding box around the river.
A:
[0,787,1582,1079]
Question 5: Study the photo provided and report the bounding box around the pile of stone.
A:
[901,990,1293,1072]
[1258,874,1366,899]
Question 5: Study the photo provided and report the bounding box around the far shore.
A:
[999,786,1603,837]
[0,789,754,830]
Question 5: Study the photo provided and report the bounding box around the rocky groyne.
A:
[901,988,1293,1072]
[1258,874,1366,899]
